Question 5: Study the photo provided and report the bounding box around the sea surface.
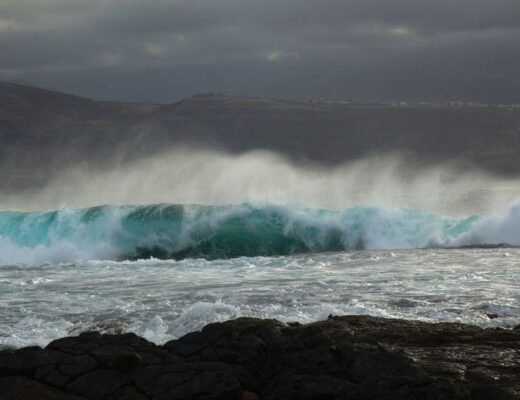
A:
[1,203,520,348]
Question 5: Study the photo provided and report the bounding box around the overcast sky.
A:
[1,0,519,103]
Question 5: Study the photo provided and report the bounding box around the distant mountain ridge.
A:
[1,83,520,192]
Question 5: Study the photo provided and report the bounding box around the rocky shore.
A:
[0,315,519,399]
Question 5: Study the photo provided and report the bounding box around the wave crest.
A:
[0,203,485,265]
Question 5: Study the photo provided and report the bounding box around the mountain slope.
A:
[1,83,520,192]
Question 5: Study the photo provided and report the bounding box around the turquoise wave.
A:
[0,203,480,263]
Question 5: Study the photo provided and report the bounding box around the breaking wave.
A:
[1,201,519,265]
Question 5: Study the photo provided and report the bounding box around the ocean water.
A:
[1,202,520,349]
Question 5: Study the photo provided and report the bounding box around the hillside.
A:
[1,83,520,192]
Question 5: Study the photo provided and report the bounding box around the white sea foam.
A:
[1,317,74,349]
[1,249,519,349]
[449,201,520,246]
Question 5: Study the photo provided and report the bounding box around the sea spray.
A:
[7,150,520,216]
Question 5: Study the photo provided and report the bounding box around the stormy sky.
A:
[1,0,519,103]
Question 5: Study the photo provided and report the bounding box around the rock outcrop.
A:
[0,315,519,399]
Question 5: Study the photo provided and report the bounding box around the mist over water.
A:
[2,148,520,215]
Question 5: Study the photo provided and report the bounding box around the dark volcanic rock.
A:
[0,316,519,399]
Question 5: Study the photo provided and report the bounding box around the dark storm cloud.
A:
[0,0,519,102]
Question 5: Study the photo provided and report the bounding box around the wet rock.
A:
[0,347,72,375]
[130,365,162,397]
[106,351,143,370]
[0,376,88,399]
[57,354,98,377]
[106,385,148,400]
[82,319,129,336]
[465,366,501,383]
[0,315,519,399]
[241,390,260,400]
[67,369,130,399]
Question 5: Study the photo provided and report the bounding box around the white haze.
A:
[2,148,520,216]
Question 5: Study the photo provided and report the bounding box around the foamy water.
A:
[1,248,519,349]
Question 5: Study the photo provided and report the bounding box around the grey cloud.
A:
[0,0,519,103]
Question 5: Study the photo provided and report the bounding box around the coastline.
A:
[0,315,518,399]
